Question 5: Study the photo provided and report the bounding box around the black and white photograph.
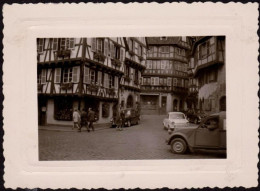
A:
[37,36,226,160]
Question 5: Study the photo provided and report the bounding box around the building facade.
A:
[188,36,226,114]
[120,37,147,110]
[140,37,191,115]
[37,38,126,126]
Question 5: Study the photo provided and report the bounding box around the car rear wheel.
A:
[171,138,187,154]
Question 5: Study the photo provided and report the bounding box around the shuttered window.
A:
[83,67,90,84]
[37,39,44,54]
[55,68,61,83]
[104,41,108,56]
[173,78,177,86]
[68,38,75,49]
[110,43,115,58]
[63,68,73,83]
[41,69,47,84]
[120,48,124,62]
[97,71,102,85]
[72,67,79,83]
[53,38,58,51]
[60,38,66,50]
[114,76,118,89]
[167,78,172,86]
[91,38,96,52]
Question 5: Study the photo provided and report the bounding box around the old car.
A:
[166,111,226,154]
[186,110,207,124]
[110,108,140,128]
[163,112,189,131]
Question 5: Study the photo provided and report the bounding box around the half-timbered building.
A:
[120,37,147,110]
[37,38,125,125]
[140,37,191,115]
[188,36,226,114]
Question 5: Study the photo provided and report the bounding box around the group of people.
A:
[73,108,95,132]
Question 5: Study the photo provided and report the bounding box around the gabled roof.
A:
[147,37,181,45]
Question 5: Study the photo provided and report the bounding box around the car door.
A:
[194,116,220,148]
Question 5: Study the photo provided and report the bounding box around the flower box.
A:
[111,58,122,67]
[57,50,71,58]
[61,83,73,90]
[138,55,144,61]
[94,52,106,62]
[128,50,135,56]
[108,88,115,96]
[124,76,131,82]
[134,79,139,85]
[88,84,99,92]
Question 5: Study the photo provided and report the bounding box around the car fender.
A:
[167,132,190,147]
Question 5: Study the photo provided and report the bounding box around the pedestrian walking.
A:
[116,108,124,131]
[87,108,95,132]
[79,108,88,132]
[72,108,81,131]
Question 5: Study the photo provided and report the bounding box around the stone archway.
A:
[126,95,134,108]
[219,96,226,111]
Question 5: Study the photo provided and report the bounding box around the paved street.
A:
[39,115,226,160]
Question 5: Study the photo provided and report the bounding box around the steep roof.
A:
[147,37,181,45]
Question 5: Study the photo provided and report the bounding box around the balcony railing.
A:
[147,52,188,62]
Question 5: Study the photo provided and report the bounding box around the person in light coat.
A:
[72,108,81,130]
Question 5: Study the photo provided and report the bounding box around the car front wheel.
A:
[171,138,187,154]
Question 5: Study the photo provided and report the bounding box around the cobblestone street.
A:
[39,115,226,160]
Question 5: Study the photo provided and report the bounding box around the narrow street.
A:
[39,115,225,160]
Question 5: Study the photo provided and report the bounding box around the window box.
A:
[38,84,43,91]
[108,88,116,96]
[128,50,135,56]
[94,52,106,62]
[88,83,99,92]
[61,83,73,90]
[134,79,139,85]
[138,55,144,62]
[57,50,71,58]
[111,58,122,67]
[124,76,131,82]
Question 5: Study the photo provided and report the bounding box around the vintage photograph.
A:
[37,36,226,160]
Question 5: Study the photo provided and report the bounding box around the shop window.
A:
[102,103,110,118]
[54,97,73,121]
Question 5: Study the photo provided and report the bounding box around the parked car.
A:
[186,110,207,124]
[163,112,189,131]
[110,108,140,128]
[166,111,226,154]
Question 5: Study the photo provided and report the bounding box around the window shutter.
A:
[104,40,108,56]
[120,48,124,62]
[167,78,172,86]
[91,38,96,52]
[140,77,143,85]
[110,43,115,58]
[53,38,58,51]
[69,38,75,49]
[97,71,102,85]
[104,73,108,88]
[84,67,90,84]
[114,76,118,89]
[38,39,44,53]
[72,67,79,83]
[55,68,61,83]
[41,69,46,84]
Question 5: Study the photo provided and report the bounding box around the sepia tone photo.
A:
[37,36,226,160]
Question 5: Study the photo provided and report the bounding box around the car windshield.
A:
[169,113,185,119]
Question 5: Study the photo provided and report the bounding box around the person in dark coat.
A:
[79,108,88,132]
[116,107,124,131]
[88,108,95,132]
